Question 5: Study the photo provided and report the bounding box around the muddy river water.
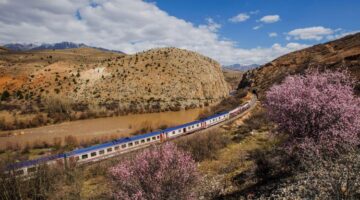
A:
[0,107,208,148]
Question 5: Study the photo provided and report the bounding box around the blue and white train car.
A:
[68,130,163,164]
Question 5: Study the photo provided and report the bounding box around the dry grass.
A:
[176,130,231,162]
[198,132,272,176]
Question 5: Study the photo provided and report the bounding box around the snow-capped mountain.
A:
[3,42,123,53]
[223,64,259,71]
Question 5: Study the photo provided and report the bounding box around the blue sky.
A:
[154,0,360,49]
[0,0,358,65]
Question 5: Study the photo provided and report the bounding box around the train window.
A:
[15,170,24,175]
[157,136,160,139]
[147,138,151,142]
[141,139,145,143]
[128,142,133,147]
[107,148,113,152]
[28,167,36,173]
[91,152,97,157]
[99,150,105,155]
[82,154,88,159]
[115,146,120,150]
[152,137,156,140]
[192,125,194,128]
[121,144,126,148]
[135,141,139,145]
[172,131,175,135]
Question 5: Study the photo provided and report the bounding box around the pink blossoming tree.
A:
[265,70,360,155]
[109,143,199,200]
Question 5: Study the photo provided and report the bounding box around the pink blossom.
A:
[265,70,360,155]
[109,142,199,200]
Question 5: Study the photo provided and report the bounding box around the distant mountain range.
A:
[223,63,260,71]
[3,42,124,53]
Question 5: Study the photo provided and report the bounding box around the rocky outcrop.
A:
[238,32,360,98]
[71,47,230,111]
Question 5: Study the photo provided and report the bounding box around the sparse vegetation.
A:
[176,130,231,162]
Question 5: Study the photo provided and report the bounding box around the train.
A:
[5,96,256,176]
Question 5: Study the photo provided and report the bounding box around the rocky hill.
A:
[238,32,360,98]
[0,46,7,53]
[0,47,229,115]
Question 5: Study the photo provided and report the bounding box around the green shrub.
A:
[1,90,10,101]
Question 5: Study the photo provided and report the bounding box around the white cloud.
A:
[0,0,308,65]
[199,17,221,32]
[253,25,262,30]
[229,13,250,23]
[259,15,280,23]
[287,26,334,40]
[269,32,278,37]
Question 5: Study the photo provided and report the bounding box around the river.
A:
[0,107,208,148]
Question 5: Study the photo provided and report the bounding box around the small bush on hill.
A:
[1,90,10,101]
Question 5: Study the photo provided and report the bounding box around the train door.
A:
[201,122,207,129]
[160,132,167,142]
[183,128,187,133]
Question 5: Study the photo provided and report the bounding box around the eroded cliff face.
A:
[0,47,230,113]
[238,32,360,98]
[72,47,230,111]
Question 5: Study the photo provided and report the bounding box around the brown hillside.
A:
[0,47,229,128]
[238,32,360,98]
[0,46,8,52]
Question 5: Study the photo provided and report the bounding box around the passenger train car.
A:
[6,97,255,176]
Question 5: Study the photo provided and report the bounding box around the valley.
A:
[0,47,229,131]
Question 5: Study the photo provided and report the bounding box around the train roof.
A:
[6,153,65,170]
[204,111,229,119]
[164,119,202,132]
[164,111,229,132]
[67,130,163,156]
